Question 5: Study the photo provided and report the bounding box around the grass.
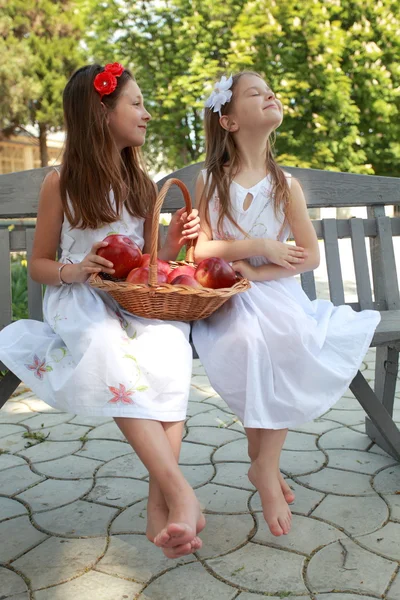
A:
[22,430,50,447]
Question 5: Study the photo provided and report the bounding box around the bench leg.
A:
[0,370,21,410]
[364,346,399,458]
[350,367,400,461]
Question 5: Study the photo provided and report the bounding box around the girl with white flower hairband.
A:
[0,63,205,559]
[192,71,381,537]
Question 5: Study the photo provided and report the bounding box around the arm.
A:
[193,173,307,268]
[30,171,114,286]
[233,178,320,282]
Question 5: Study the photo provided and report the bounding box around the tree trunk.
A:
[38,123,49,167]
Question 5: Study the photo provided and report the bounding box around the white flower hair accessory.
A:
[204,75,233,116]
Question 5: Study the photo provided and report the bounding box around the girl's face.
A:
[229,74,283,133]
[107,79,151,150]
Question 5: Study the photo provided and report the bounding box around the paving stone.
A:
[37,423,91,441]
[16,440,82,463]
[213,438,249,463]
[19,398,62,413]
[96,453,148,479]
[179,463,215,488]
[283,431,319,451]
[203,396,234,413]
[86,477,149,508]
[0,515,47,562]
[311,494,388,535]
[186,408,236,428]
[13,537,107,590]
[33,500,117,537]
[356,522,400,560]
[0,452,26,471]
[20,413,75,429]
[179,441,214,465]
[188,386,217,403]
[319,427,372,451]
[298,467,374,496]
[0,408,35,424]
[97,534,191,581]
[34,570,143,600]
[322,410,366,426]
[280,449,326,476]
[197,513,255,559]
[212,461,254,490]
[76,439,131,462]
[0,496,28,520]
[110,500,148,534]
[251,478,324,516]
[207,542,308,594]
[307,538,397,596]
[254,513,344,554]
[0,431,33,453]
[0,423,27,439]
[87,421,127,441]
[17,478,93,512]
[330,395,366,410]
[316,595,380,600]
[140,562,237,600]
[386,494,400,521]
[184,426,244,446]
[289,420,341,435]
[0,464,45,495]
[69,415,113,427]
[0,567,29,597]
[325,449,396,474]
[373,465,400,494]
[33,454,100,479]
[186,401,214,417]
[191,375,215,391]
[197,483,251,513]
[387,571,400,600]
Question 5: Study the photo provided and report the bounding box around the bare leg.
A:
[247,428,292,536]
[114,417,204,553]
[145,421,205,558]
[246,427,295,504]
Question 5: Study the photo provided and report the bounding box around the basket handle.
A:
[149,178,195,286]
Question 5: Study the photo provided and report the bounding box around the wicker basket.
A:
[89,178,250,321]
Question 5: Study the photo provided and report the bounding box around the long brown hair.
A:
[60,64,156,229]
[201,71,290,238]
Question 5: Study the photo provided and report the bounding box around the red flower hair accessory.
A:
[93,63,125,99]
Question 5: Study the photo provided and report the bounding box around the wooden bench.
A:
[1,163,400,461]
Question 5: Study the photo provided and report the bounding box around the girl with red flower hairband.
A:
[0,63,205,559]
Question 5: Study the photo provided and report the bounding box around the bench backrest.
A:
[1,163,400,337]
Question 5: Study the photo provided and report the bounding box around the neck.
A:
[234,129,272,172]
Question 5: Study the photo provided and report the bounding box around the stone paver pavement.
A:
[1,348,400,599]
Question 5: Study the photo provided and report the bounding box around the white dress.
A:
[192,171,381,429]
[0,188,192,421]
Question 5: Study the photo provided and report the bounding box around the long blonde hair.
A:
[201,71,290,238]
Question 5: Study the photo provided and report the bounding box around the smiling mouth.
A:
[263,104,278,110]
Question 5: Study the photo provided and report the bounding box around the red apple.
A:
[167,264,196,283]
[97,234,142,279]
[126,266,168,285]
[141,253,170,275]
[170,275,202,288]
[195,257,237,289]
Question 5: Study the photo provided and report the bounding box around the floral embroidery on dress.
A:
[52,313,67,332]
[108,384,135,404]
[25,355,53,380]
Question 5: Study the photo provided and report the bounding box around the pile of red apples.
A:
[97,234,238,289]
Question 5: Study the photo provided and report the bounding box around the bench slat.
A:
[367,205,387,311]
[0,229,12,329]
[25,229,43,321]
[322,219,345,305]
[377,216,400,310]
[349,218,374,310]
[300,271,317,301]
[312,218,400,240]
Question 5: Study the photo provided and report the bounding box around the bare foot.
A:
[279,472,295,504]
[153,489,206,550]
[249,461,292,536]
[146,497,203,558]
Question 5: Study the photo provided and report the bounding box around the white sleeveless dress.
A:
[192,171,381,429]
[0,187,192,420]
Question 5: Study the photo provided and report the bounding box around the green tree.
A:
[0,0,85,166]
